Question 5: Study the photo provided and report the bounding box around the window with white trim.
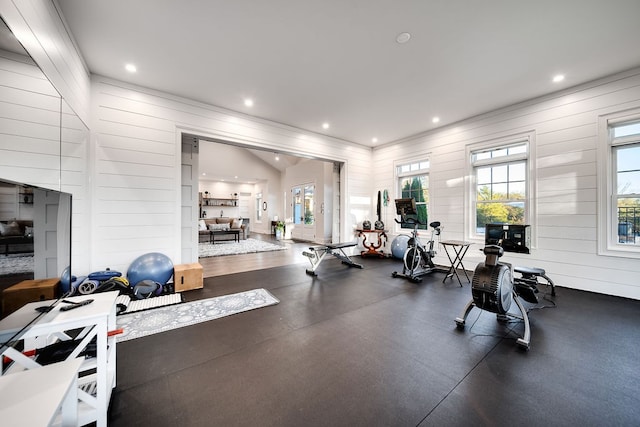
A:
[396,160,429,230]
[470,141,529,237]
[608,121,640,249]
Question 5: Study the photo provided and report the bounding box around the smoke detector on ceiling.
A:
[396,32,411,44]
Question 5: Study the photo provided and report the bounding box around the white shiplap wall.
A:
[0,50,62,189]
[373,68,640,300]
[90,75,372,273]
[61,98,90,274]
[0,0,90,126]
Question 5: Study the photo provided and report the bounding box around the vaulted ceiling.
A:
[58,0,640,146]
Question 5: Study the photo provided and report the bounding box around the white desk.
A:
[0,358,83,426]
[0,291,119,427]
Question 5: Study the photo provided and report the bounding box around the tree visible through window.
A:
[397,160,429,230]
[472,143,527,235]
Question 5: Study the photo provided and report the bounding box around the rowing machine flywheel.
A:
[471,262,513,315]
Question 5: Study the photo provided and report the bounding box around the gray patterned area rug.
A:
[116,288,279,342]
[0,255,34,275]
[198,238,286,258]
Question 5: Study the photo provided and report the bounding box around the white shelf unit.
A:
[199,193,240,218]
[0,291,119,427]
[200,197,237,207]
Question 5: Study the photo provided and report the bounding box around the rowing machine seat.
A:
[513,266,556,303]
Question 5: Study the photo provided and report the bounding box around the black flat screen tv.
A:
[394,198,417,216]
[485,223,530,254]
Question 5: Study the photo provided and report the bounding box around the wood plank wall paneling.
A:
[0,0,91,126]
[91,75,373,273]
[0,54,61,188]
[374,69,640,299]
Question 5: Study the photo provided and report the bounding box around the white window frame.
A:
[465,132,536,245]
[395,158,430,231]
[597,110,640,258]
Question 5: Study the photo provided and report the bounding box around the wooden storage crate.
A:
[173,263,203,292]
[2,278,59,317]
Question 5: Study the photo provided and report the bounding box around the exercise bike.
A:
[391,198,442,283]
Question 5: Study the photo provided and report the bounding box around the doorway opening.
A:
[180,132,345,264]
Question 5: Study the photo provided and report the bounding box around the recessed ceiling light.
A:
[552,74,565,83]
[322,122,330,130]
[125,63,137,73]
[202,172,206,176]
[244,98,254,107]
[432,117,440,124]
[372,137,378,143]
[396,32,411,44]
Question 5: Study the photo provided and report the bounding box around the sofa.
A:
[0,220,34,255]
[198,217,249,242]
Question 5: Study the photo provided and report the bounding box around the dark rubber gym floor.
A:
[108,257,640,426]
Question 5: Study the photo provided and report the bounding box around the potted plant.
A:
[275,221,285,240]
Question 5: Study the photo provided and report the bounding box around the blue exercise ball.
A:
[60,266,72,294]
[391,235,410,259]
[127,252,174,287]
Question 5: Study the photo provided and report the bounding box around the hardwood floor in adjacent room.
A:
[198,232,310,278]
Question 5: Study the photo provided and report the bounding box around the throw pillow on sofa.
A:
[208,223,229,231]
[0,221,22,236]
[231,218,242,229]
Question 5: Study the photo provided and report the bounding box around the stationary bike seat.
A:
[514,266,546,276]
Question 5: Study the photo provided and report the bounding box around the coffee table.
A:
[210,229,240,244]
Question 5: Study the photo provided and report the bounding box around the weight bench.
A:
[303,242,363,276]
